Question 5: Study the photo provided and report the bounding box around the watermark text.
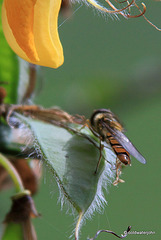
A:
[124,230,155,236]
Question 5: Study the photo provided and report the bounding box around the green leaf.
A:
[0,2,19,104]
[14,114,116,238]
[1,223,23,240]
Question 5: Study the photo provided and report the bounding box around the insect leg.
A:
[113,159,125,186]
[94,140,104,174]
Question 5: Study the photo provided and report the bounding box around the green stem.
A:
[0,153,24,193]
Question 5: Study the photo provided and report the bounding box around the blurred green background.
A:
[1,1,161,239]
[33,1,161,239]
[35,1,161,240]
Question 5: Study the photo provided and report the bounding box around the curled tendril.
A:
[87,0,161,31]
[134,1,161,31]
[124,2,146,18]
[105,0,134,15]
[87,0,135,14]
[87,0,145,16]
[105,0,146,18]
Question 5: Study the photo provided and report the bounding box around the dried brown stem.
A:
[22,64,37,103]
[89,226,131,240]
[105,0,135,14]
[134,1,161,30]
[125,2,146,18]
[107,0,146,18]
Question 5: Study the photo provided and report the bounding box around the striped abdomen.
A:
[107,132,131,165]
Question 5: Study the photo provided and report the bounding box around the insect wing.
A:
[112,129,146,164]
[102,121,146,164]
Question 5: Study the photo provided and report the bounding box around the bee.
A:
[89,109,146,184]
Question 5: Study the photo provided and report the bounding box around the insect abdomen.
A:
[107,133,131,165]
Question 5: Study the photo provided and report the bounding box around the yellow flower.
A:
[2,0,64,68]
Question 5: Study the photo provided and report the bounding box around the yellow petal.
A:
[2,0,64,68]
[3,0,39,62]
[33,0,64,68]
[2,3,30,62]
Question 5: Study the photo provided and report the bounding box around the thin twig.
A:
[0,153,24,192]
[22,64,37,103]
[88,226,131,240]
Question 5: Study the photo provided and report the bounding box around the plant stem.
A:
[75,211,83,240]
[0,153,24,193]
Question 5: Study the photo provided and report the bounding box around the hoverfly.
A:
[89,109,146,185]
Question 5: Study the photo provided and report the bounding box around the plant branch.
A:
[0,153,24,193]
